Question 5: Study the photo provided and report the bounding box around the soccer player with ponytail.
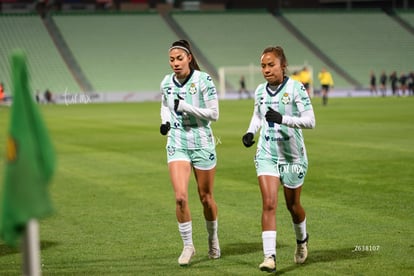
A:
[159,40,220,266]
[242,46,315,273]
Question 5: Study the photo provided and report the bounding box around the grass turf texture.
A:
[0,97,413,275]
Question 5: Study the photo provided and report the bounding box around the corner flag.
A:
[0,50,56,247]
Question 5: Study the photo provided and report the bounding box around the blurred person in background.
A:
[0,82,5,103]
[408,72,414,96]
[44,89,54,104]
[290,71,300,82]
[159,39,221,266]
[242,46,315,273]
[379,70,387,97]
[369,71,377,96]
[389,71,398,96]
[35,89,41,104]
[318,67,334,106]
[299,66,312,97]
[238,75,252,99]
[0,82,12,105]
[399,72,408,96]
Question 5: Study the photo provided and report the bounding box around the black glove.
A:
[174,99,180,112]
[174,95,184,112]
[242,132,255,148]
[160,122,170,135]
[265,107,283,124]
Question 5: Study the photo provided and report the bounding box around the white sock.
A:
[206,220,218,241]
[293,218,307,242]
[178,221,193,247]
[262,231,276,257]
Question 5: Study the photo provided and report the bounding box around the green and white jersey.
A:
[247,77,315,164]
[160,70,218,149]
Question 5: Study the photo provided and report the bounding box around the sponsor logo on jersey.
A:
[265,135,290,142]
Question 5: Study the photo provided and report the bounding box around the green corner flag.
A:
[0,50,56,247]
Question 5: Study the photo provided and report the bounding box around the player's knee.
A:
[175,195,188,208]
[262,198,276,212]
[286,202,303,215]
[200,193,214,208]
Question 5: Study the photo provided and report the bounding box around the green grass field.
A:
[0,96,413,275]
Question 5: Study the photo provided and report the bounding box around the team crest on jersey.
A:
[189,83,197,95]
[281,93,290,104]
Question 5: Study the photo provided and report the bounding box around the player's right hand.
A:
[160,122,171,135]
[242,132,255,147]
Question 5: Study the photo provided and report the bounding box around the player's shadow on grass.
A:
[222,242,261,256]
[0,240,58,257]
[189,241,289,267]
[187,242,266,267]
[275,247,371,275]
[222,241,289,256]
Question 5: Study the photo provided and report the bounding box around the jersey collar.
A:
[173,69,194,87]
[266,76,289,97]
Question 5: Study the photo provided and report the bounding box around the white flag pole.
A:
[22,219,41,276]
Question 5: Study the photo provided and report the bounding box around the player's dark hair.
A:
[262,46,288,75]
[170,40,200,71]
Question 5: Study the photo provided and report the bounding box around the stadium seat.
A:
[282,10,414,88]
[53,13,177,92]
[0,14,81,94]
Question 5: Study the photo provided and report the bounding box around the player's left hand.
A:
[265,107,283,124]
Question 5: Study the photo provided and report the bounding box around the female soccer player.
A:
[242,46,315,273]
[159,40,220,266]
